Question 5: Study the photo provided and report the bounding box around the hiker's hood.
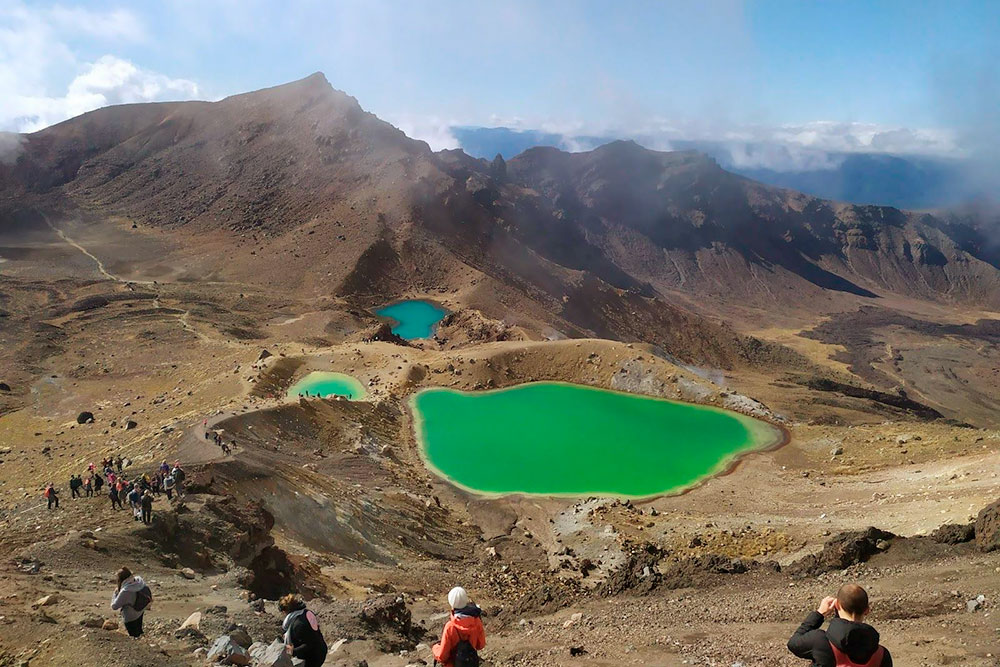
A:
[282,608,306,631]
[827,617,880,662]
[120,575,145,593]
[453,604,482,620]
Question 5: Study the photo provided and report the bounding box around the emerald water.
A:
[411,382,783,498]
[376,300,447,340]
[287,372,366,400]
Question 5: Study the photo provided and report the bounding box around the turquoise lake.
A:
[411,382,784,498]
[376,300,447,340]
[287,372,367,400]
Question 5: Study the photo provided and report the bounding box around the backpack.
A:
[132,585,153,612]
[829,641,885,667]
[453,639,479,667]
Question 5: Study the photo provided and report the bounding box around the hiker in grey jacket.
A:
[110,567,148,637]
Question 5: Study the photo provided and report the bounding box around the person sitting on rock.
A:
[788,584,892,666]
[432,586,486,667]
[44,483,59,510]
[278,594,328,667]
[111,567,149,638]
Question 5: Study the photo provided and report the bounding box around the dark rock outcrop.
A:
[802,378,944,420]
[975,498,1000,552]
[76,411,94,424]
[931,522,976,545]
[787,527,896,576]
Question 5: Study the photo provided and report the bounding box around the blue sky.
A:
[1,0,997,158]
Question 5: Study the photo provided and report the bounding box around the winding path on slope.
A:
[38,210,245,350]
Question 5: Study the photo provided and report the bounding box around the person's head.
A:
[278,594,306,613]
[448,586,469,610]
[116,567,132,590]
[835,583,870,621]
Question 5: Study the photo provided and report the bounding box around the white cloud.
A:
[385,113,460,151]
[7,56,200,133]
[0,3,198,133]
[447,114,963,171]
[45,6,147,42]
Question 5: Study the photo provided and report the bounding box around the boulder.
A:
[0,382,10,392]
[79,615,104,628]
[930,522,976,545]
[33,594,60,608]
[249,639,292,666]
[226,625,253,649]
[787,527,896,575]
[179,567,196,580]
[178,611,201,631]
[76,411,95,424]
[124,419,138,430]
[975,498,1000,552]
[102,619,118,631]
[207,635,251,665]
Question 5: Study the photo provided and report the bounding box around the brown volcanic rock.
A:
[7,73,1000,365]
[787,527,896,576]
[505,140,1000,309]
[975,498,1000,552]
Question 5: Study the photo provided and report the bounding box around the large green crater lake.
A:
[376,300,447,340]
[411,382,784,498]
[287,371,367,400]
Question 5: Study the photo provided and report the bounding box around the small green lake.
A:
[411,382,783,498]
[287,372,367,400]
[376,300,447,340]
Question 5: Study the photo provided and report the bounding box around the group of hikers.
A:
[109,572,484,667]
[106,559,883,667]
[204,427,234,455]
[44,456,187,525]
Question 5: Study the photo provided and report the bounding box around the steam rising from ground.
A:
[0,132,25,164]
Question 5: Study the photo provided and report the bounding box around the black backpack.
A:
[453,639,479,667]
[132,585,153,612]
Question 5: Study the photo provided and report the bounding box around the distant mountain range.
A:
[451,126,975,210]
[5,74,1000,368]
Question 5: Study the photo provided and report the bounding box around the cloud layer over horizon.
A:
[0,1,995,179]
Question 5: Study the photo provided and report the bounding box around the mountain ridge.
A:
[4,73,1000,365]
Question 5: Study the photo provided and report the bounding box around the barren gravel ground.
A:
[1,215,998,666]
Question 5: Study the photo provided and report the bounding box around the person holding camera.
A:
[787,583,891,666]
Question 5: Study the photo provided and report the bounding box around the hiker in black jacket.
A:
[279,594,327,667]
[788,584,892,666]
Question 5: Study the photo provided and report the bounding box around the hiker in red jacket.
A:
[788,584,892,666]
[44,484,59,509]
[432,586,485,667]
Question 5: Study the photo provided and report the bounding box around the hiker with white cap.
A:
[432,586,486,667]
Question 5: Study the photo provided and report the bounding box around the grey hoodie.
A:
[110,575,147,622]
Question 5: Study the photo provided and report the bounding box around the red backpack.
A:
[830,642,885,667]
